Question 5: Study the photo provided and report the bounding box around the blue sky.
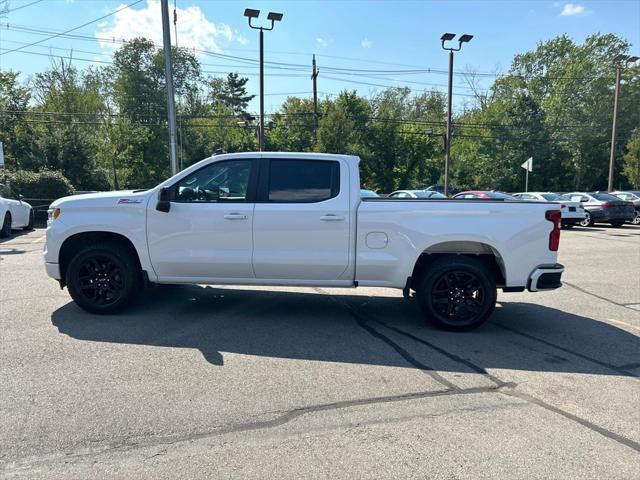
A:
[1,0,639,113]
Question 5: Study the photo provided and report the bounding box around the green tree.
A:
[622,129,640,188]
[0,71,38,169]
[217,73,255,115]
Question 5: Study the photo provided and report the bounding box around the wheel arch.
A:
[410,241,506,291]
[59,231,143,283]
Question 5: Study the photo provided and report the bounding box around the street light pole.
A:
[445,48,453,197]
[608,65,621,192]
[440,33,473,196]
[608,54,639,191]
[244,8,283,152]
[259,27,265,151]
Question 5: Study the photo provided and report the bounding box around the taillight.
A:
[602,202,615,209]
[545,210,561,251]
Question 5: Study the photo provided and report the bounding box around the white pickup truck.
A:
[44,152,564,330]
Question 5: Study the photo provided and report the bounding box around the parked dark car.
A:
[453,191,517,200]
[611,190,640,225]
[564,192,635,227]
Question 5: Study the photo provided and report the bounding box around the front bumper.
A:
[44,261,61,280]
[527,263,564,292]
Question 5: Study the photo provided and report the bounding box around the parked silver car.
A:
[611,190,640,225]
[512,192,586,229]
[564,192,635,227]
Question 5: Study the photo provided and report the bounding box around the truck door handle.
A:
[224,213,247,220]
[320,214,345,221]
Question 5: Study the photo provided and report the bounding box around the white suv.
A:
[512,192,585,229]
[0,183,34,237]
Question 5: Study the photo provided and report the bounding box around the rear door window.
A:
[265,159,340,203]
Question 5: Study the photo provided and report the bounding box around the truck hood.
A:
[50,189,154,209]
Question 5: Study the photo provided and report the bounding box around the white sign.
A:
[0,141,4,166]
[521,157,533,172]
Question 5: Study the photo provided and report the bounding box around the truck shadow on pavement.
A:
[51,285,639,377]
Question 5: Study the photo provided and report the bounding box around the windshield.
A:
[487,192,515,199]
[590,193,621,201]
[541,193,564,201]
[360,189,379,198]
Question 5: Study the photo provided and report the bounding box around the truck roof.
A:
[207,151,360,164]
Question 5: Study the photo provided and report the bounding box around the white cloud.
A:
[361,38,373,49]
[560,3,588,16]
[95,0,246,53]
[316,37,329,47]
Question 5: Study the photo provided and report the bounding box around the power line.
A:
[1,0,45,14]
[0,0,144,56]
[2,22,617,82]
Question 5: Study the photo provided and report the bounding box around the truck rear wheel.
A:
[416,256,497,331]
[66,242,141,314]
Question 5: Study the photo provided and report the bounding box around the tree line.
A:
[1,33,638,197]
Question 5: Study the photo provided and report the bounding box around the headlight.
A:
[47,208,61,223]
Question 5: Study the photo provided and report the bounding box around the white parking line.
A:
[31,236,45,244]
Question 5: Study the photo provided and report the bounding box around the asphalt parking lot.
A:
[1,225,639,479]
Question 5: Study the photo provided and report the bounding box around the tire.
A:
[610,221,624,228]
[415,256,497,332]
[632,211,640,225]
[65,242,142,314]
[0,213,11,238]
[24,209,34,230]
[578,212,593,227]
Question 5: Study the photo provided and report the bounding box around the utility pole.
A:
[161,0,178,175]
[312,54,319,139]
[440,33,473,196]
[244,9,283,152]
[608,54,639,191]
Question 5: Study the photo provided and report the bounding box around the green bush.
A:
[4,169,75,200]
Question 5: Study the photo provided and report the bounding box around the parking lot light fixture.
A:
[440,32,473,196]
[244,9,284,152]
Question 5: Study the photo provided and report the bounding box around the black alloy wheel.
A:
[416,256,497,331]
[76,255,125,306]
[66,243,141,314]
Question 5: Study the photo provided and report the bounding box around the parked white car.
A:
[512,192,585,229]
[0,183,34,237]
[44,152,564,331]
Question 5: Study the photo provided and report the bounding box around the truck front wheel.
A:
[66,242,142,314]
[416,256,497,331]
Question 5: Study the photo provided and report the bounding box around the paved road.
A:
[1,226,639,479]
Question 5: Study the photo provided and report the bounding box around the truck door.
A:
[252,158,351,280]
[147,158,257,280]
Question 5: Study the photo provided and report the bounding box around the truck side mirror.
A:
[156,187,172,213]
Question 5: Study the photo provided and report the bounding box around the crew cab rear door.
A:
[147,158,257,280]
[252,158,351,280]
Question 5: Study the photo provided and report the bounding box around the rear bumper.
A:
[527,263,564,292]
